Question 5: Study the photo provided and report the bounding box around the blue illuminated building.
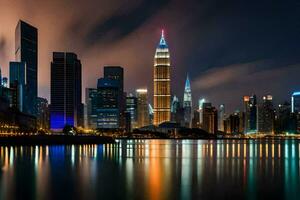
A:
[50,52,83,131]
[291,92,300,113]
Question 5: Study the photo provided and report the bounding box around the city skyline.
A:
[0,0,299,114]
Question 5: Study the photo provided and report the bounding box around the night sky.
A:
[0,0,299,113]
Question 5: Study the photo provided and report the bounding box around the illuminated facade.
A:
[153,30,171,125]
[183,74,192,128]
[218,104,225,131]
[136,89,149,128]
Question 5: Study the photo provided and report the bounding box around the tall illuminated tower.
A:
[183,74,192,128]
[153,30,171,125]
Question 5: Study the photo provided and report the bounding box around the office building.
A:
[50,52,83,131]
[218,104,225,131]
[15,20,38,116]
[198,98,206,127]
[36,97,49,130]
[275,102,297,134]
[202,103,218,134]
[153,30,171,125]
[126,94,138,129]
[183,74,192,128]
[86,88,98,129]
[224,111,241,134]
[136,89,149,128]
[104,66,125,127]
[291,92,300,133]
[97,78,120,129]
[9,61,26,112]
[257,95,274,134]
[244,95,257,133]
[192,109,200,128]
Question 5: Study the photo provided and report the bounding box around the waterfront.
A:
[0,139,299,199]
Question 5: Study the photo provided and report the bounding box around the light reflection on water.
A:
[0,140,299,199]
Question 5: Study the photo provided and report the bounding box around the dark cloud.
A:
[84,0,171,46]
[0,0,299,114]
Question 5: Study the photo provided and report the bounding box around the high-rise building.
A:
[86,88,98,129]
[126,94,138,129]
[218,104,225,131]
[36,97,49,130]
[136,89,149,128]
[291,92,300,133]
[291,92,300,113]
[15,20,38,116]
[183,74,192,128]
[257,95,274,134]
[50,52,83,131]
[224,111,241,134]
[97,78,120,129]
[9,61,26,112]
[153,30,171,125]
[192,109,200,128]
[275,102,297,134]
[198,98,206,127]
[202,103,218,134]
[103,66,125,127]
[244,95,257,133]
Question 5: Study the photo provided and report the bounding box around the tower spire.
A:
[159,29,167,47]
[185,73,191,91]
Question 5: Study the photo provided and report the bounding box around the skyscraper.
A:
[153,30,171,125]
[257,95,274,134]
[218,104,225,131]
[198,98,206,127]
[136,89,149,128]
[244,95,257,133]
[202,102,218,134]
[183,74,192,128]
[126,94,138,129]
[291,92,300,133]
[97,78,120,129]
[15,20,38,116]
[36,97,49,130]
[291,92,300,113]
[9,61,26,112]
[86,88,98,129]
[103,66,125,127]
[50,52,83,131]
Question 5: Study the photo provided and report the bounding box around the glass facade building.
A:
[15,20,38,116]
[86,88,98,129]
[9,61,26,112]
[97,78,120,129]
[50,52,83,131]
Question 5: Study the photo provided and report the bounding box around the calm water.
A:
[0,139,299,200]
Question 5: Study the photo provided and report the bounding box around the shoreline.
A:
[0,135,298,146]
[0,135,115,146]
